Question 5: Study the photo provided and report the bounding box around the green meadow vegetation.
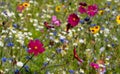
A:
[0,0,120,74]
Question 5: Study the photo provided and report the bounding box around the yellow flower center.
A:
[99,10,104,15]
[34,46,38,50]
[73,18,76,21]
[23,2,30,7]
[89,26,100,34]
[55,6,61,12]
[25,4,28,6]
[57,7,60,10]
[93,66,97,68]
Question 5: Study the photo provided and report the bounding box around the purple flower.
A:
[87,4,98,17]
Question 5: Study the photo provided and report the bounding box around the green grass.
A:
[0,0,120,74]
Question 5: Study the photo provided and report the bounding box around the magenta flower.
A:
[28,39,45,56]
[78,6,87,14]
[90,62,99,69]
[87,4,98,17]
[52,16,61,26]
[68,13,80,27]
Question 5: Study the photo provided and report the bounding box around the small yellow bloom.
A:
[98,10,104,15]
[116,15,120,24]
[61,50,67,56]
[22,2,30,8]
[89,25,100,34]
[94,25,100,31]
[55,5,61,12]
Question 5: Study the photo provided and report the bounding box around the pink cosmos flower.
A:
[68,13,80,27]
[52,16,61,26]
[16,4,25,12]
[90,62,99,69]
[87,4,98,17]
[28,39,45,56]
[78,6,87,14]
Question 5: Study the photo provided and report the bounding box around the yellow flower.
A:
[22,2,30,8]
[55,5,61,12]
[94,25,100,31]
[116,15,120,24]
[98,10,104,15]
[61,50,67,56]
[89,25,100,34]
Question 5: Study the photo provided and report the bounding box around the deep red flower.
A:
[87,4,98,17]
[78,6,87,14]
[73,48,83,63]
[90,62,99,69]
[44,22,54,29]
[28,39,45,56]
[68,13,80,27]
[79,2,87,6]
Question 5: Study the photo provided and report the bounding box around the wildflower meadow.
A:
[0,0,120,74]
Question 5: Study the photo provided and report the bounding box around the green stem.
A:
[40,53,56,70]
[19,54,34,72]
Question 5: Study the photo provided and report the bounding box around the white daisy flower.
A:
[16,62,23,67]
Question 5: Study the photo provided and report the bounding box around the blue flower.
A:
[53,31,57,36]
[24,65,29,72]
[111,43,115,47]
[13,24,18,28]
[14,69,19,74]
[69,70,74,74]
[106,1,111,6]
[90,24,96,27]
[43,62,49,67]
[56,48,61,53]
[84,17,90,21]
[104,38,109,42]
[3,10,7,15]
[60,38,65,43]
[79,20,84,24]
[8,58,13,62]
[101,27,104,30]
[26,56,31,60]
[7,42,14,47]
[22,45,26,48]
[0,2,6,6]
[1,57,7,62]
